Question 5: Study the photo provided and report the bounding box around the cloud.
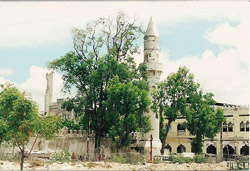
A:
[158,20,249,105]
[0,1,248,48]
[0,68,15,76]
[204,20,249,64]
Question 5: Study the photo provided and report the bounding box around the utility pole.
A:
[150,135,153,162]
[220,124,223,162]
[87,108,93,159]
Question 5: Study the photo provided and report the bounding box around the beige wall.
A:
[166,106,249,156]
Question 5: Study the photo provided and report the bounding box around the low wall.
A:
[0,127,138,159]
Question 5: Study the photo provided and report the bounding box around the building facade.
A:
[165,104,249,159]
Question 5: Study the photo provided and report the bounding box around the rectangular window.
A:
[223,126,227,132]
[228,127,233,132]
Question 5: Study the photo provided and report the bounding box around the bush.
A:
[113,156,127,164]
[50,150,71,162]
[169,153,191,164]
[193,155,207,163]
[168,153,207,164]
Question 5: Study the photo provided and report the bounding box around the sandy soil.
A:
[0,160,229,170]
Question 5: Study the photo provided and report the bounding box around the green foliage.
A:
[48,12,148,152]
[113,156,127,164]
[0,118,8,143]
[185,90,224,154]
[168,153,207,164]
[51,150,71,162]
[152,66,224,155]
[193,154,207,163]
[107,76,151,150]
[0,84,61,170]
[62,119,80,130]
[168,153,193,164]
[151,66,198,154]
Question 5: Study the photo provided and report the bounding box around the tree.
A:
[107,76,151,152]
[49,12,148,153]
[185,91,224,154]
[0,84,62,170]
[151,66,199,155]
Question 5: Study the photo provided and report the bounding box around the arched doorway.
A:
[240,145,249,155]
[206,144,216,154]
[223,145,234,159]
[177,144,186,153]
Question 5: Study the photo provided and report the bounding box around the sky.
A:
[0,1,249,111]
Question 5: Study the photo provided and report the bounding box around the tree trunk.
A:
[160,121,172,155]
[20,150,25,170]
[94,132,101,154]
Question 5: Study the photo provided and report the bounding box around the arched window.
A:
[165,144,172,152]
[177,123,185,132]
[228,122,233,132]
[177,144,186,153]
[240,121,245,132]
[223,122,227,132]
[206,144,216,155]
[246,121,249,132]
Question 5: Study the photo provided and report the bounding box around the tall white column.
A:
[44,72,53,115]
[140,17,163,156]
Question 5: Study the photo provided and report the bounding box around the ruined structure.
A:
[44,72,53,115]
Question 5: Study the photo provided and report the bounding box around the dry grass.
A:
[28,160,44,168]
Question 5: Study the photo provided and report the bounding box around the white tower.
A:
[44,72,53,115]
[140,17,163,155]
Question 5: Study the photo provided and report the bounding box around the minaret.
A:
[44,72,53,115]
[140,17,163,155]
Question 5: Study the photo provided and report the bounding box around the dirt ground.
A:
[0,160,229,170]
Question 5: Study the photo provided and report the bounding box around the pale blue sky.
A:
[0,18,240,83]
[0,2,249,110]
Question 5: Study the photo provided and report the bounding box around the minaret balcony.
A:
[144,62,163,72]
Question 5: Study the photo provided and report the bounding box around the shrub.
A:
[113,156,127,164]
[168,153,193,164]
[193,154,207,163]
[50,150,71,162]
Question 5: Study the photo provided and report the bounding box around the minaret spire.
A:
[145,17,159,37]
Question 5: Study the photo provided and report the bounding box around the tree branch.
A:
[27,134,39,157]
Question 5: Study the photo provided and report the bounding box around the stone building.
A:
[165,103,249,160]
[44,18,249,159]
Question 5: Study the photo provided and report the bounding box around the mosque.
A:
[44,18,249,160]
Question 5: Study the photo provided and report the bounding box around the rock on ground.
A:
[0,160,229,170]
